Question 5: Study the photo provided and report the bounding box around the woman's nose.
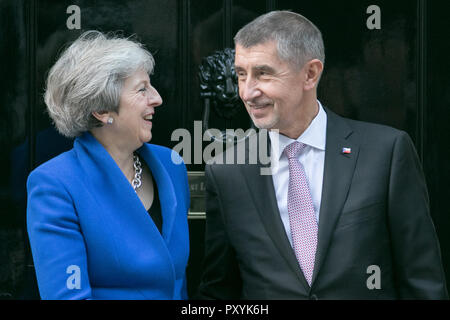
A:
[148,86,163,107]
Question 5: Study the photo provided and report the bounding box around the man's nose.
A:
[240,78,261,102]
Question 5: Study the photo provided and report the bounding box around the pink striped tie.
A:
[285,141,318,286]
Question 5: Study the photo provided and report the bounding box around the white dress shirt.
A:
[269,101,327,247]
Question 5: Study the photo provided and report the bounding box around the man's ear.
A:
[303,59,324,91]
[92,111,111,124]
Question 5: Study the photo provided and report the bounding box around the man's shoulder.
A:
[347,117,401,134]
[327,108,407,143]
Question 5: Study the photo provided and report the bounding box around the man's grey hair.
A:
[44,30,155,138]
[234,10,325,69]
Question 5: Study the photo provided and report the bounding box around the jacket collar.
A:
[73,132,178,242]
[311,107,359,285]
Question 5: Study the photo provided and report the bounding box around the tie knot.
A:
[284,141,306,159]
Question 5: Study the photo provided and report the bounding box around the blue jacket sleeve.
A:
[175,151,190,300]
[27,168,93,300]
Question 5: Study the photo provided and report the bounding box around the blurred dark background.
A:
[0,0,449,299]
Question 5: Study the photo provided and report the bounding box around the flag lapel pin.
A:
[342,147,352,154]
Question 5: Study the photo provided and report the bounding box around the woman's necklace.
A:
[132,153,142,192]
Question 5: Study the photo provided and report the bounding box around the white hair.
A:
[234,10,325,70]
[44,30,155,137]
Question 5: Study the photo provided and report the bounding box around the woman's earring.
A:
[107,117,114,124]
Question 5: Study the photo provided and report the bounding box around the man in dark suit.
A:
[197,10,448,299]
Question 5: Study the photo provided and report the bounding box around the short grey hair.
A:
[44,30,155,138]
[234,10,325,69]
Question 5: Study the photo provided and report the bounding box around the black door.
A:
[0,0,449,299]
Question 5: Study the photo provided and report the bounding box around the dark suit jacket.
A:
[197,107,448,299]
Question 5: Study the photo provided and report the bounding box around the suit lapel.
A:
[137,145,178,242]
[239,109,360,290]
[74,132,177,244]
[311,108,360,285]
[240,132,311,292]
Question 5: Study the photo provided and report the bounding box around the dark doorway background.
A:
[0,0,449,299]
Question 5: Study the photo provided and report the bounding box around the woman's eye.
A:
[139,87,147,93]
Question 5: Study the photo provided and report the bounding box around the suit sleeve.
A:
[27,169,93,300]
[388,131,448,299]
[196,164,242,299]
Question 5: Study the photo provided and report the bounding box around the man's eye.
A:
[139,87,147,92]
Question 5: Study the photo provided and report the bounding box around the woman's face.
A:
[113,69,162,147]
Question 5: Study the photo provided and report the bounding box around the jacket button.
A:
[309,294,318,300]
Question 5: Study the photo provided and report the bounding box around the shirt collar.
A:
[269,100,327,161]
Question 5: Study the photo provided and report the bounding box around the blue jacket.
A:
[27,132,190,299]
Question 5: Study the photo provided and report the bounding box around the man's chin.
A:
[250,115,276,130]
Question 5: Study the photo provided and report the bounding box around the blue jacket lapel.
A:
[73,132,178,243]
[136,144,178,242]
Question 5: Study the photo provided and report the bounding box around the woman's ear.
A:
[92,111,113,124]
[303,59,324,91]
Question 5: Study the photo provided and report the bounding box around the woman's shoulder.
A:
[28,149,78,182]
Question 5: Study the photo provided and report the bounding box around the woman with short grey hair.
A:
[27,31,190,300]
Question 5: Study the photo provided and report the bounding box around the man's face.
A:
[234,41,306,134]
